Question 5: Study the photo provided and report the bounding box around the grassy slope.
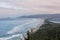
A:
[28,23,60,40]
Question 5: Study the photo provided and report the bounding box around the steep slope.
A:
[28,22,60,40]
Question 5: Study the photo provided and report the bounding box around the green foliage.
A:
[27,23,60,40]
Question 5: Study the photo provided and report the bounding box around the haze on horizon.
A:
[0,0,60,18]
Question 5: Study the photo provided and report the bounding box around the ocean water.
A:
[49,18,60,23]
[0,18,44,40]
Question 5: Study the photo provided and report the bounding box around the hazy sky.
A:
[0,0,60,18]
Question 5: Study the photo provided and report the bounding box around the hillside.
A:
[27,22,60,40]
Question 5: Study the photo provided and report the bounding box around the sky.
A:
[0,0,60,18]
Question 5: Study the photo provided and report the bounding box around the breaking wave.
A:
[0,18,44,40]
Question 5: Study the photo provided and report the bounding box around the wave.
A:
[7,19,40,34]
[0,34,25,40]
[0,18,44,40]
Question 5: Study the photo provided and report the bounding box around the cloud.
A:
[0,0,60,17]
[0,2,28,10]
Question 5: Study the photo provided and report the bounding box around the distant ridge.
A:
[0,14,60,20]
[18,14,60,19]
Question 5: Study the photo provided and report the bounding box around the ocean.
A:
[0,18,44,40]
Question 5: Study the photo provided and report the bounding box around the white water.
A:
[0,18,44,40]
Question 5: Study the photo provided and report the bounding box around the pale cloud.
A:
[0,2,28,10]
[0,0,60,17]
